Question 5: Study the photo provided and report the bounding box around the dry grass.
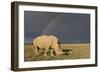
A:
[24,43,90,61]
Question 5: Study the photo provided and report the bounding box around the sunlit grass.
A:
[24,43,90,61]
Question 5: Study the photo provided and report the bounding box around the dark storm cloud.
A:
[24,11,90,43]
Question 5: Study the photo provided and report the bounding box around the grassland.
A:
[24,43,90,61]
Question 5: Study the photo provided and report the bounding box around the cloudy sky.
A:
[24,11,90,43]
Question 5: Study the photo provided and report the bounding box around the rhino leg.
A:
[34,46,39,56]
[43,47,49,56]
[51,49,54,56]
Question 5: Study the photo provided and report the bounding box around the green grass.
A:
[24,43,90,61]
